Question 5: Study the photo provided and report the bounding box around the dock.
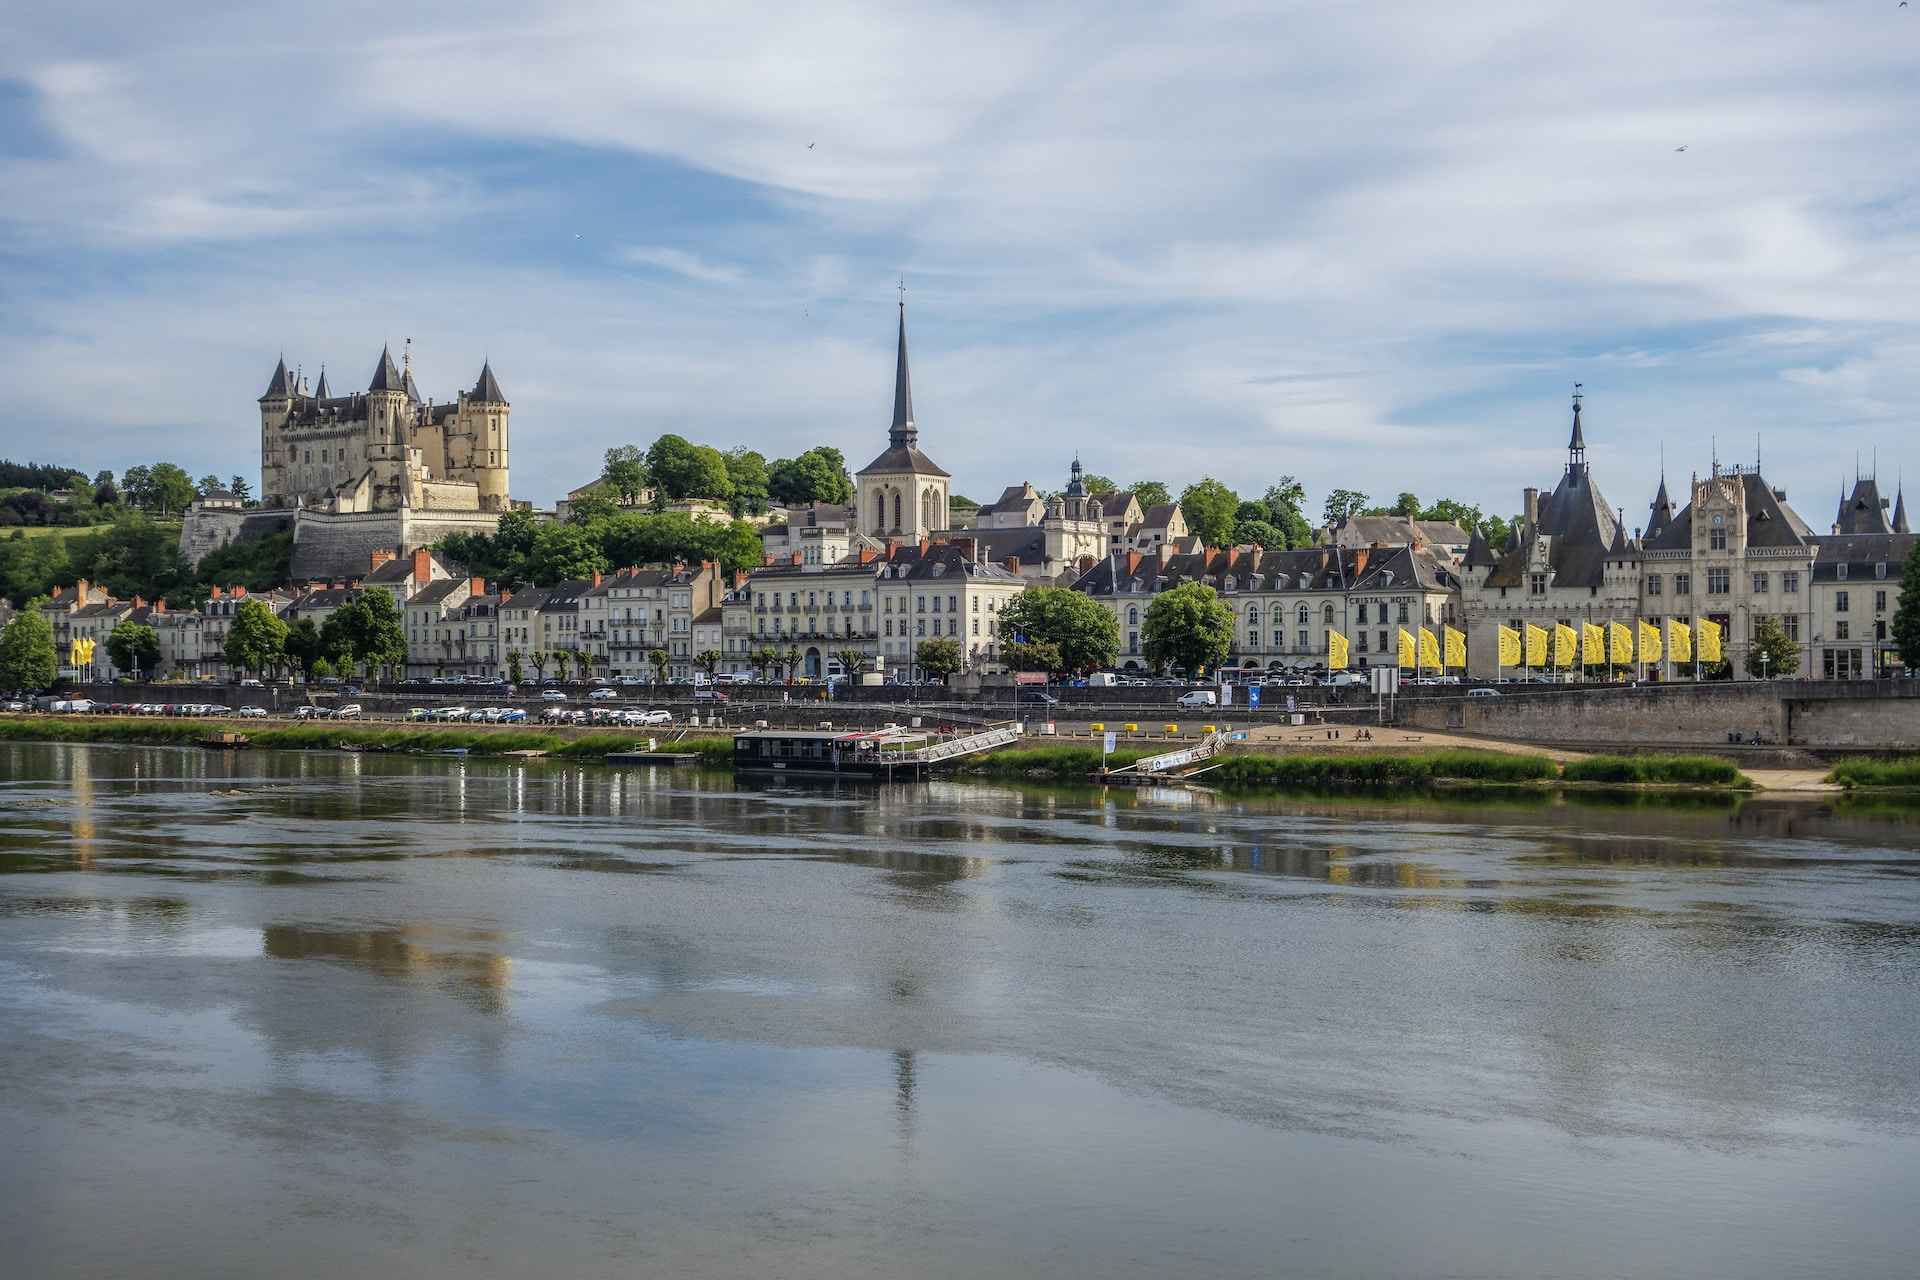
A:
[733,722,1021,778]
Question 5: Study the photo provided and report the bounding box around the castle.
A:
[259,343,509,513]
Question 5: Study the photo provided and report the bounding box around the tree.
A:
[602,445,649,505]
[724,448,770,516]
[143,463,197,515]
[948,493,980,512]
[917,636,962,682]
[751,646,779,681]
[196,474,223,498]
[552,649,573,682]
[529,650,548,681]
[1747,615,1801,679]
[1892,542,1920,673]
[224,598,289,678]
[998,587,1120,674]
[284,617,324,681]
[1081,473,1118,496]
[834,647,867,682]
[1142,582,1234,677]
[1418,498,1483,534]
[316,591,405,681]
[311,656,336,679]
[696,649,722,681]
[527,523,610,586]
[1481,513,1513,547]
[507,650,524,685]
[1322,488,1369,528]
[649,647,670,684]
[767,447,854,507]
[1003,640,1062,673]
[106,621,159,678]
[1129,481,1172,510]
[778,644,802,683]
[565,493,620,526]
[1179,478,1240,547]
[1389,492,1421,518]
[0,606,57,692]
[1233,518,1285,549]
[229,476,251,503]
[94,477,119,507]
[646,434,732,501]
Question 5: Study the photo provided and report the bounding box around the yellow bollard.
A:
[1204,724,1217,734]
[1090,722,1105,733]
[1165,723,1178,737]
[1124,722,1138,736]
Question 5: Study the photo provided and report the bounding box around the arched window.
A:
[1127,606,1138,625]
[922,486,939,530]
[1296,604,1309,624]
[1247,605,1261,627]
[892,491,902,529]
[874,492,885,530]
[1322,603,1335,624]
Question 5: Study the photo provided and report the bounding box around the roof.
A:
[1486,455,1622,591]
[368,345,404,393]
[407,579,467,606]
[858,444,951,478]
[1138,503,1180,529]
[1645,475,1676,541]
[1834,477,1894,535]
[291,587,359,609]
[1642,472,1814,554]
[1811,533,1919,579]
[970,527,1052,564]
[1462,527,1495,570]
[1896,490,1910,534]
[500,587,552,612]
[471,361,506,403]
[1336,515,1471,546]
[858,302,950,478]
[1072,544,1453,597]
[980,483,1041,514]
[891,302,914,439]
[692,606,723,626]
[313,368,332,398]
[1101,491,1139,519]
[536,579,597,611]
[262,356,294,400]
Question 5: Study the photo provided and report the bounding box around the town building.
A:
[1327,514,1472,562]
[403,577,485,680]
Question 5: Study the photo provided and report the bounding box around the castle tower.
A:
[366,344,412,507]
[855,297,949,539]
[464,361,511,512]
[258,355,295,506]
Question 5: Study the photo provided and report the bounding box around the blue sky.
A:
[2,1,1918,532]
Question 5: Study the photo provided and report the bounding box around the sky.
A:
[2,1,1918,532]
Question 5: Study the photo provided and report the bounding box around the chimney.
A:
[591,570,602,588]
[470,577,485,597]
[1156,542,1173,566]
[154,599,166,614]
[919,536,929,555]
[790,551,803,566]
[886,538,900,559]
[763,553,775,566]
[857,545,879,565]
[1006,555,1021,575]
[1078,555,1094,574]
[412,547,432,583]
[370,548,396,570]
[75,578,90,605]
[1523,487,1540,527]
[233,585,247,598]
[208,585,222,600]
[1353,547,1371,576]
[1125,549,1142,577]
[951,537,976,561]
[733,570,751,589]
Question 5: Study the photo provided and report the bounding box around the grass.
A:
[1561,754,1751,787]
[956,744,1158,778]
[1208,749,1558,789]
[1825,757,1920,789]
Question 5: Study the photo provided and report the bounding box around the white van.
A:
[1176,690,1218,708]
[1086,672,1118,688]
[1467,687,1502,699]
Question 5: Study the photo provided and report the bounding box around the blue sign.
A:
[1247,684,1261,709]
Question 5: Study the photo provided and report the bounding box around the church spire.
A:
[889,289,916,449]
[1566,382,1587,478]
[1896,482,1910,535]
[313,365,332,399]
[369,343,404,392]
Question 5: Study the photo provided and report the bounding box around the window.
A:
[1298,629,1309,650]
[1836,620,1850,641]
[1529,574,1547,596]
[1128,631,1139,651]
[1877,590,1889,612]
[972,619,979,636]
[1355,603,1369,625]
[1877,562,1889,580]
[884,620,893,637]
[1396,602,1409,624]
[1707,568,1730,595]
[1709,527,1727,551]
[1248,606,1261,627]
[1783,571,1800,594]
[1838,563,1848,581]
[1127,606,1138,625]
[1752,573,1768,595]
[1377,630,1388,652]
[915,619,925,637]
[1297,604,1309,625]
[1674,573,1691,595]
[1273,630,1283,649]
[1836,590,1850,613]
[1646,574,1663,597]
[948,595,957,612]
[1357,630,1369,652]
[1322,603,1334,624]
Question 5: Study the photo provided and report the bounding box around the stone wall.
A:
[290,508,501,581]
[177,506,293,568]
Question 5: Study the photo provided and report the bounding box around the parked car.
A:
[239,678,263,688]
[1468,687,1502,699]
[2,699,27,712]
[432,706,469,722]
[1019,691,1059,706]
[633,709,673,725]
[588,688,618,701]
[540,690,569,702]
[1177,690,1218,708]
[335,704,362,719]
[498,709,527,724]
[236,705,268,718]
[693,689,729,702]
[539,707,571,723]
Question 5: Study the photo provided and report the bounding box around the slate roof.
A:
[313,368,332,398]
[471,361,506,403]
[536,579,597,612]
[857,303,950,477]
[1462,527,1496,570]
[1641,472,1814,554]
[262,356,295,400]
[368,345,404,392]
[1336,515,1471,547]
[1811,533,1919,581]
[1072,544,1453,597]
[1138,503,1180,528]
[1896,489,1911,534]
[970,526,1051,565]
[1833,477,1894,535]
[980,484,1040,514]
[407,579,467,606]
[1645,475,1676,541]
[1486,455,1621,591]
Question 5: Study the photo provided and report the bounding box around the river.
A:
[3,742,1919,1278]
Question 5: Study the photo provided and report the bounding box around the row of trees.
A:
[1,516,292,611]
[995,584,1234,677]
[599,436,856,517]
[439,506,764,591]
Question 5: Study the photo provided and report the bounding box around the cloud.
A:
[1,0,1919,525]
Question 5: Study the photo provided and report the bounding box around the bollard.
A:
[1124,722,1138,736]
[1165,723,1178,737]
[1090,722,1105,734]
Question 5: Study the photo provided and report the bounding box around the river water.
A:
[3,742,1919,1278]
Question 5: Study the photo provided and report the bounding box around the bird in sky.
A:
[808,142,816,149]
[1675,145,1688,152]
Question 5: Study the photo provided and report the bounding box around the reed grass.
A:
[1825,757,1920,789]
[1560,754,1750,787]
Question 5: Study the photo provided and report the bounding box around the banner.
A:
[1496,625,1522,667]
[1397,628,1416,670]
[1582,622,1605,666]
[1696,617,1723,663]
[1552,623,1577,669]
[1638,619,1662,665]
[1524,623,1548,668]
[1608,621,1633,665]
[67,637,95,667]
[1327,629,1349,670]
[1668,618,1692,665]
[1419,627,1441,671]
[1443,625,1467,669]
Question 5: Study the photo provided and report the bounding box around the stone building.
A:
[855,303,950,543]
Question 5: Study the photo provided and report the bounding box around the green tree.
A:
[1179,478,1240,547]
[948,494,980,512]
[708,520,766,576]
[1747,614,1801,679]
[144,463,197,516]
[778,644,802,683]
[1080,473,1118,496]
[1129,481,1172,510]
[1892,542,1920,672]
[507,650,524,685]
[229,475,251,502]
[1389,492,1421,518]
[767,447,854,507]
[1142,582,1234,677]
[998,587,1119,674]
[1481,513,1513,547]
[916,636,963,682]
[529,650,548,681]
[649,647,670,684]
[1003,639,1062,673]
[1418,498,1483,534]
[1321,488,1369,528]
[565,493,620,526]
[283,617,324,681]
[602,445,649,505]
[196,474,223,498]
[527,522,611,586]
[646,434,733,501]
[0,606,58,692]
[1233,518,1285,549]
[106,621,159,678]
[751,646,779,681]
[724,448,770,516]
[834,647,867,682]
[696,648,722,681]
[224,598,289,678]
[316,591,405,681]
[311,656,336,680]
[552,648,573,681]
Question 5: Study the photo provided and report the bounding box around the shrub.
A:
[1826,757,1920,789]
[1561,754,1749,787]
[1209,749,1555,789]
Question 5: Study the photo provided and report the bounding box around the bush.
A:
[1561,754,1749,787]
[959,744,1156,778]
[1826,757,1920,789]
[1209,749,1556,789]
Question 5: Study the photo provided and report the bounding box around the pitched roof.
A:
[1462,527,1495,569]
[1645,474,1676,541]
[313,367,332,398]
[1834,477,1893,535]
[368,345,404,392]
[1812,532,1918,579]
[407,579,467,605]
[1335,515,1470,546]
[891,302,914,440]
[471,361,506,403]
[1138,503,1180,528]
[262,356,294,400]
[1896,489,1910,534]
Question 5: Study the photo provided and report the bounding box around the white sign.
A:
[1102,732,1118,754]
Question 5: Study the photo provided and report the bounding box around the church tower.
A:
[855,297,950,540]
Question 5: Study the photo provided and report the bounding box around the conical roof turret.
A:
[261,355,294,400]
[368,344,404,392]
[471,360,506,403]
[313,366,332,399]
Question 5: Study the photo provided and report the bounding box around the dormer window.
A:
[1876,562,1888,579]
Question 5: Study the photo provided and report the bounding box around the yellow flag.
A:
[1397,628,1416,669]
[1638,619,1662,664]
[1668,618,1692,664]
[1419,627,1441,670]
[1553,623,1577,669]
[1582,622,1605,666]
[1524,623,1548,667]
[83,638,96,663]
[1327,629,1349,670]
[1444,625,1467,669]
[1608,621,1633,665]
[1696,617,1722,663]
[1497,625,1522,667]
